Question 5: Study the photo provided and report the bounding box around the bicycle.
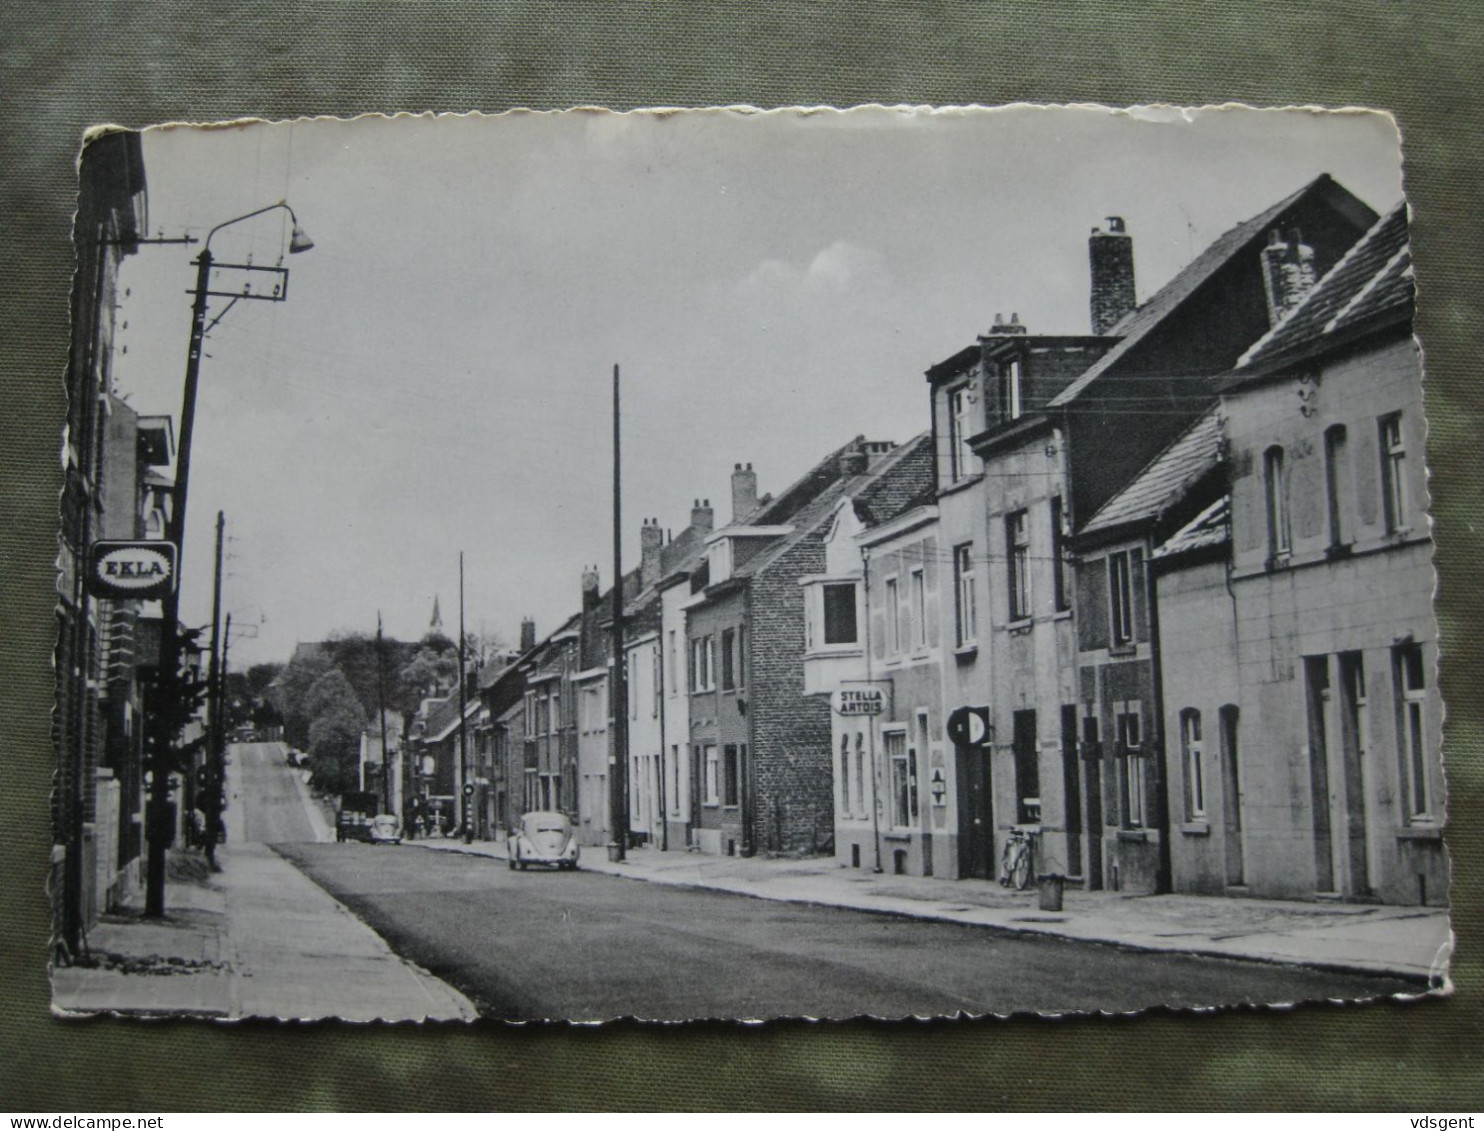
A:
[998,825,1040,891]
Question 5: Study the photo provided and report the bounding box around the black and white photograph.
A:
[50,105,1450,1023]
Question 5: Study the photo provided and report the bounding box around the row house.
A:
[54,130,159,952]
[922,174,1378,894]
[685,436,931,857]
[800,441,942,875]
[1155,202,1442,906]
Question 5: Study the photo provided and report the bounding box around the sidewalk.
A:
[411,836,1452,985]
[51,844,477,1021]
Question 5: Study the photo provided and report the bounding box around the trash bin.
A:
[1038,873,1065,913]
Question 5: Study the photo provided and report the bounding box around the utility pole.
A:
[610,363,629,862]
[142,203,310,917]
[144,246,213,916]
[376,611,393,819]
[459,551,471,843]
[203,511,225,869]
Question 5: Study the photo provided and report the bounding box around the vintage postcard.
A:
[50,105,1450,1022]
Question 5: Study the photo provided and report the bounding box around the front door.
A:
[956,742,993,879]
[1082,716,1104,890]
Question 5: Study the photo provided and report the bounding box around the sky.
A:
[107,105,1404,668]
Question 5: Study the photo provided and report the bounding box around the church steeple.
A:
[429,595,443,632]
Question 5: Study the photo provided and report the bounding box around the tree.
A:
[395,644,459,711]
[274,649,332,750]
[304,669,366,795]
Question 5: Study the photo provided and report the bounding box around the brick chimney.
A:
[1089,217,1136,335]
[520,617,536,652]
[640,517,664,587]
[1260,227,1318,326]
[690,498,713,532]
[581,564,601,610]
[731,463,758,522]
[839,442,868,477]
[988,311,1028,336]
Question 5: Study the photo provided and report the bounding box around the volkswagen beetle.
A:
[509,810,579,871]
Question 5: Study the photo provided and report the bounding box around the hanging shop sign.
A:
[946,705,993,748]
[832,687,885,717]
[85,540,178,600]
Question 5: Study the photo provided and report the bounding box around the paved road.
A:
[275,842,1416,1022]
[226,741,331,845]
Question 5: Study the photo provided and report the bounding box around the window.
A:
[1264,445,1290,560]
[1117,703,1144,827]
[910,567,927,649]
[1108,551,1134,647]
[630,655,639,720]
[737,627,745,688]
[839,734,851,816]
[948,384,975,481]
[1181,708,1205,820]
[885,576,901,653]
[703,744,720,805]
[670,744,681,816]
[723,744,740,807]
[721,628,736,690]
[581,683,603,732]
[997,358,1023,422]
[1007,510,1030,620]
[854,732,867,814]
[822,582,858,645]
[1324,424,1349,548]
[690,634,714,692]
[886,731,910,828]
[549,687,561,734]
[652,647,661,716]
[667,630,677,698]
[523,691,536,738]
[953,543,977,646]
[1395,643,1430,820]
[1381,413,1407,533]
[1050,496,1071,612]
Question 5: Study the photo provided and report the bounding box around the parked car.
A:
[335,790,380,843]
[509,810,579,871]
[368,814,402,845]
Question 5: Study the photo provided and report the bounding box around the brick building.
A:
[684,436,931,857]
[55,130,150,953]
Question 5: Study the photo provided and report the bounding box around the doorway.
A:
[1218,705,1244,886]
[1304,655,1336,894]
[1337,652,1374,897]
[956,741,993,879]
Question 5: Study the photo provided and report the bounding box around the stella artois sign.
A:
[832,687,885,717]
[86,540,178,600]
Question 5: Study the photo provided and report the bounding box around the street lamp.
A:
[144,202,311,917]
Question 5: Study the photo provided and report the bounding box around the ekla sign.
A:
[86,540,178,601]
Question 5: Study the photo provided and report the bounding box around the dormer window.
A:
[997,357,1023,422]
[948,383,976,482]
[708,537,734,583]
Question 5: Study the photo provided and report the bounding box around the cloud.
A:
[737,239,888,300]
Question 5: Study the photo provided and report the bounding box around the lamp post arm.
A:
[203,200,296,251]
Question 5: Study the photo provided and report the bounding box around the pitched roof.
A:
[424,692,479,743]
[1048,175,1372,408]
[1081,408,1222,536]
[738,433,934,579]
[1235,201,1412,372]
[1153,495,1231,562]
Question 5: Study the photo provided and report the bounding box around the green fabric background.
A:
[2,1,1480,1112]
